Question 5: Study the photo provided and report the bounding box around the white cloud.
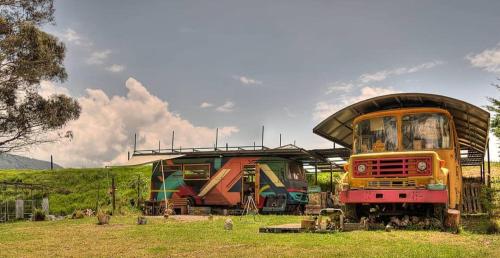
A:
[215,101,235,112]
[233,75,262,85]
[38,81,71,98]
[467,44,500,74]
[106,64,125,73]
[59,28,93,47]
[359,61,443,83]
[86,49,112,65]
[313,86,401,121]
[326,82,354,94]
[200,102,213,108]
[27,78,239,167]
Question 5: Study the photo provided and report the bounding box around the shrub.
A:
[486,219,500,234]
[32,209,46,221]
[97,211,110,225]
[72,209,84,219]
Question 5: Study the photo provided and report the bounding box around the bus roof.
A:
[313,93,490,155]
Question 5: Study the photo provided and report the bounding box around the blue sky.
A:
[26,0,500,166]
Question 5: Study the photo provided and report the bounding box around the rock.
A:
[424,218,431,228]
[47,215,56,221]
[390,216,401,227]
[224,218,233,230]
[137,216,147,225]
[385,224,393,232]
[431,218,442,229]
[83,209,94,217]
[400,215,410,227]
[411,216,420,224]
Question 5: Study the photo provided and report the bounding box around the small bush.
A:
[486,219,500,234]
[72,209,84,219]
[97,211,110,225]
[32,209,46,221]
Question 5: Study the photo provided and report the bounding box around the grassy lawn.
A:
[0,215,499,258]
[1,164,499,257]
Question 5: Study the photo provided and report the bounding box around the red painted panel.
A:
[202,157,258,206]
[339,189,448,204]
[353,156,432,178]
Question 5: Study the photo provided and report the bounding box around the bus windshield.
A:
[354,116,397,153]
[402,113,451,150]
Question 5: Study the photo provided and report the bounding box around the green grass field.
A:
[0,164,499,257]
[0,166,151,215]
[0,215,499,257]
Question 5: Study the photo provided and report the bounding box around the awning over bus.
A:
[108,154,184,167]
[313,93,490,155]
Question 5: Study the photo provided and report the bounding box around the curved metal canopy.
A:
[313,93,490,154]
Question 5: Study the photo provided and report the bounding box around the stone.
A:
[224,218,233,230]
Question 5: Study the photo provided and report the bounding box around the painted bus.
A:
[141,147,312,214]
[313,93,490,223]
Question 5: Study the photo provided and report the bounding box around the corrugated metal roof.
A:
[313,93,490,155]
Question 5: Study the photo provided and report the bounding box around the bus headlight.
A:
[357,164,367,173]
[417,161,427,172]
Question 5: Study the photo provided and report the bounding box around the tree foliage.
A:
[486,79,500,139]
[0,0,80,153]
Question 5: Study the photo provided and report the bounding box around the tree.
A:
[0,0,80,153]
[486,79,500,140]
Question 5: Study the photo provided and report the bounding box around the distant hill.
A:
[0,153,62,170]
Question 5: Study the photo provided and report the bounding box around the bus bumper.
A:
[339,189,448,204]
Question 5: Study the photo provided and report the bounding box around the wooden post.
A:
[111,176,116,215]
[215,128,218,150]
[171,131,175,150]
[487,141,491,188]
[445,209,460,230]
[137,175,141,207]
[261,126,264,149]
[330,163,334,192]
[315,161,318,186]
[279,133,282,147]
[96,179,100,212]
[134,133,137,152]
[160,160,168,215]
[50,155,53,170]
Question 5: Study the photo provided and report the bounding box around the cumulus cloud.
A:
[215,101,235,112]
[233,75,262,85]
[86,49,112,65]
[359,61,443,83]
[466,43,500,73]
[27,78,239,167]
[200,102,213,108]
[106,64,125,73]
[313,86,401,121]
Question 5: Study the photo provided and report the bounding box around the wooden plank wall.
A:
[461,181,483,214]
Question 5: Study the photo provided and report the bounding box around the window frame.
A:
[353,115,398,154]
[182,163,211,180]
[401,112,453,151]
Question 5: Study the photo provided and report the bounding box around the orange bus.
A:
[313,93,490,224]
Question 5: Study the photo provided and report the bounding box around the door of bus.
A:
[241,164,258,205]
